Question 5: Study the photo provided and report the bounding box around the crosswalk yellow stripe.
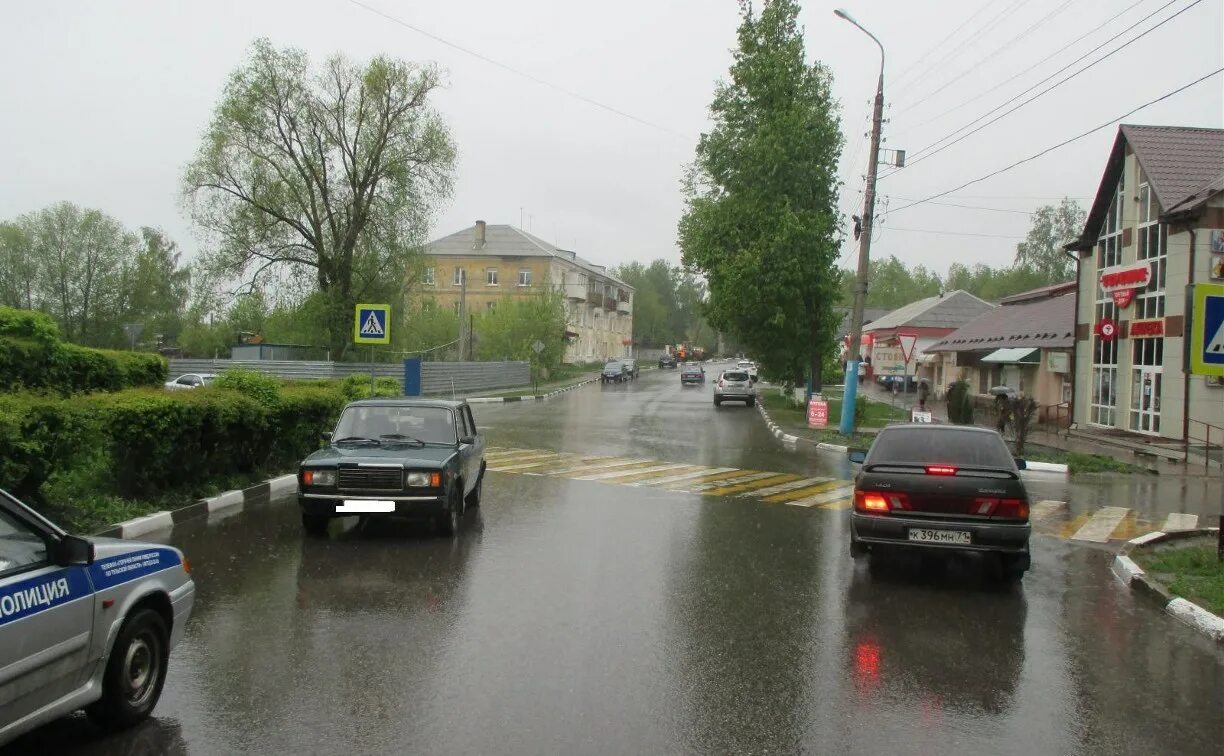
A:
[817,497,853,510]
[703,474,800,497]
[761,479,847,503]
[582,465,707,484]
[488,454,590,472]
[549,460,661,478]
[485,450,561,465]
[658,469,756,489]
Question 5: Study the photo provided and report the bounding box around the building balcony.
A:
[617,299,631,315]
[604,297,617,311]
[564,282,588,301]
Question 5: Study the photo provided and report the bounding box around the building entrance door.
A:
[1129,366,1161,435]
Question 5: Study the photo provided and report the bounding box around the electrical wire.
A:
[893,0,1150,136]
[891,0,1019,90]
[888,0,1198,174]
[344,0,688,140]
[876,226,1026,239]
[888,198,1036,215]
[884,68,1224,216]
[891,0,1080,114]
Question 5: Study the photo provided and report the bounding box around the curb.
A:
[1025,460,1070,474]
[1112,528,1224,644]
[97,473,300,540]
[756,401,798,445]
[466,377,598,403]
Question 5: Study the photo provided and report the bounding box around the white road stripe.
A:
[1029,500,1066,521]
[736,477,830,498]
[1070,506,1129,543]
[489,455,587,472]
[570,463,693,482]
[684,471,778,492]
[787,486,854,508]
[1161,512,1198,532]
[532,458,652,476]
[485,450,559,464]
[629,467,738,487]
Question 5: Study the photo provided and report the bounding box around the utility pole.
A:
[458,275,467,361]
[835,8,886,436]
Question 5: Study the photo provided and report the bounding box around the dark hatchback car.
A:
[297,399,486,537]
[680,363,705,384]
[659,354,677,369]
[848,425,1031,580]
[601,360,628,383]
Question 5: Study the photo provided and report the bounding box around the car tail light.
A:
[854,490,909,514]
[925,465,958,476]
[973,497,1028,518]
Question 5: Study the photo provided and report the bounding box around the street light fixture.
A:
[835,7,885,435]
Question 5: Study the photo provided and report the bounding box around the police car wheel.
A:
[86,608,168,730]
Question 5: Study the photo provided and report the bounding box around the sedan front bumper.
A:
[299,492,447,519]
[851,512,1030,555]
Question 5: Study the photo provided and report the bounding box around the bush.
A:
[946,380,974,424]
[854,394,868,427]
[339,373,401,401]
[211,368,284,407]
[0,394,98,502]
[0,306,60,344]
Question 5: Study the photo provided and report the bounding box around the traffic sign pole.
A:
[1185,283,1224,561]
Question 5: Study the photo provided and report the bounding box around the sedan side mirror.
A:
[460,435,476,445]
[1014,457,1027,470]
[847,449,867,464]
[54,534,94,566]
[320,431,333,441]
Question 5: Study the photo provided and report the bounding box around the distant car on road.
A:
[847,424,1031,581]
[680,363,705,385]
[714,369,756,407]
[659,354,677,369]
[601,361,628,383]
[0,488,195,747]
[736,360,758,382]
[622,358,639,379]
[164,373,216,391]
[297,399,486,537]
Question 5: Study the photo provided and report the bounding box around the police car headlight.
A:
[303,468,336,487]
[406,472,441,487]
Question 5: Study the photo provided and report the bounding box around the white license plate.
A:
[908,528,971,545]
[336,500,396,513]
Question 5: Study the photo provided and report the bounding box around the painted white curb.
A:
[1127,531,1165,547]
[269,474,298,496]
[816,442,849,453]
[118,511,173,539]
[1111,555,1145,585]
[1166,598,1224,642]
[206,489,244,513]
[1025,460,1069,474]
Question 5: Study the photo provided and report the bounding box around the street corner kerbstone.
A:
[1166,599,1224,643]
[1111,555,1145,585]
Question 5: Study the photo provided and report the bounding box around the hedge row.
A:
[0,307,167,394]
[0,382,348,505]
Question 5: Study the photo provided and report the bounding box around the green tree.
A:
[0,222,36,310]
[473,290,567,373]
[124,227,192,347]
[839,255,942,308]
[679,0,842,388]
[182,38,456,359]
[1013,198,1084,283]
[401,298,460,360]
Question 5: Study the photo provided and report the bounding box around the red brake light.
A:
[854,491,909,513]
[925,465,958,476]
[995,498,1029,519]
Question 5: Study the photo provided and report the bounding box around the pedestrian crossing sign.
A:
[1189,283,1224,377]
[353,303,391,345]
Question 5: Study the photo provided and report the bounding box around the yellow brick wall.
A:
[419,256,554,311]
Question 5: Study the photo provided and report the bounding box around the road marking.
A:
[569,463,694,482]
[629,467,739,487]
[488,454,589,472]
[1162,513,1199,531]
[703,474,801,497]
[539,458,656,477]
[736,477,830,499]
[485,450,566,465]
[761,480,846,503]
[1070,506,1130,543]
[1029,500,1066,521]
[784,486,854,508]
[659,470,759,489]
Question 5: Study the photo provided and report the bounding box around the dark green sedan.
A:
[297,399,487,537]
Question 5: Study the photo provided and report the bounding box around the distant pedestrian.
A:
[917,380,930,408]
[994,393,1011,436]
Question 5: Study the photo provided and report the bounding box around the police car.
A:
[0,488,194,746]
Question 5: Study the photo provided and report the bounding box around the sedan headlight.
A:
[406,471,442,487]
[303,468,337,487]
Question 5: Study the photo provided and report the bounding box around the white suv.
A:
[714,369,757,407]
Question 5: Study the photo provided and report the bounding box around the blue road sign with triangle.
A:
[353,303,391,344]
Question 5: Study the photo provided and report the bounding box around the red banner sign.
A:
[808,400,829,428]
[1111,289,1136,308]
[1129,319,1164,338]
[1100,263,1150,309]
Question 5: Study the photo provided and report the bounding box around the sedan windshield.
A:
[604,362,622,370]
[333,406,456,445]
[870,428,1013,468]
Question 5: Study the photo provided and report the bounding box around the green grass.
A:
[1023,449,1150,475]
[760,391,885,448]
[1135,544,1224,617]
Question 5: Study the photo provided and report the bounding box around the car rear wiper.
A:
[379,433,425,446]
[333,436,381,445]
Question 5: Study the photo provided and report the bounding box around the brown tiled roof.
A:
[997,280,1076,305]
[1069,125,1224,250]
[927,293,1075,352]
[861,290,995,332]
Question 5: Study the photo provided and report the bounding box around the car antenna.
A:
[450,377,456,401]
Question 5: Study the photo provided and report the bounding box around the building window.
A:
[1096,175,1124,269]
[1129,337,1163,435]
[486,268,499,286]
[518,270,532,287]
[453,267,466,286]
[1134,182,1167,320]
[423,267,435,285]
[1090,292,1119,427]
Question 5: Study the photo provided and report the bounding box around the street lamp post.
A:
[835,8,885,435]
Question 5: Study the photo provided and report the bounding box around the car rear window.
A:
[869,427,1013,468]
[723,372,749,381]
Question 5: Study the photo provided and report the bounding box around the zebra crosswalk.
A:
[483,447,855,509]
[482,447,1206,543]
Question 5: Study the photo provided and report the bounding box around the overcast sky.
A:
[1,0,1221,281]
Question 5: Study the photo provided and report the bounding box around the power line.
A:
[893,0,1150,136]
[878,226,1026,239]
[889,198,1036,215]
[892,0,1080,114]
[343,0,689,140]
[893,0,1033,92]
[890,0,1011,90]
[885,68,1224,215]
[889,0,1197,173]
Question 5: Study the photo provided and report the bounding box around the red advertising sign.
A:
[1094,318,1118,341]
[808,400,829,428]
[1100,263,1150,309]
[1129,319,1164,338]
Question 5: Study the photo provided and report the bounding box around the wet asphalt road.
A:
[8,366,1223,755]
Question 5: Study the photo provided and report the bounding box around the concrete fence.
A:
[167,359,530,395]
